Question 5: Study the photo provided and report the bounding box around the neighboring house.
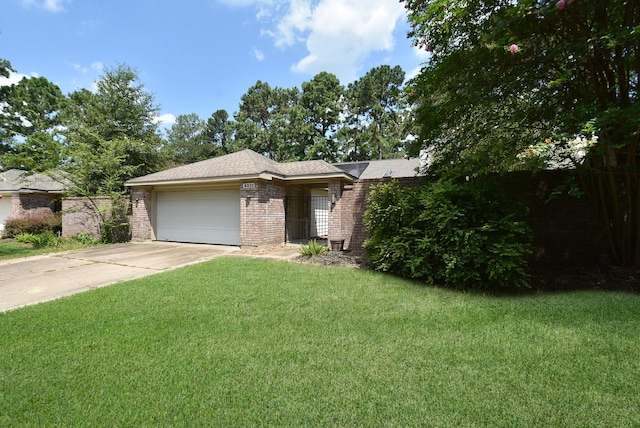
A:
[125,149,422,253]
[0,169,66,233]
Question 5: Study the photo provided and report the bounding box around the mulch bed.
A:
[294,251,364,268]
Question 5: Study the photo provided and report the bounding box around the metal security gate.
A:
[285,195,328,241]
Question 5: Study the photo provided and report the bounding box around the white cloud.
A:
[288,0,406,82]
[406,66,422,82]
[404,46,431,81]
[0,71,38,87]
[413,45,431,61]
[91,62,104,72]
[219,0,407,83]
[20,0,69,12]
[153,113,176,126]
[253,48,266,61]
[69,62,103,92]
[74,61,103,74]
[272,0,312,47]
[243,0,405,83]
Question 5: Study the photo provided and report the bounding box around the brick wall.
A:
[130,188,153,240]
[62,196,121,239]
[327,180,346,245]
[240,181,286,247]
[11,193,58,219]
[339,177,424,257]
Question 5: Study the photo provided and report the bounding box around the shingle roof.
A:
[359,158,422,179]
[126,149,350,186]
[0,169,67,193]
[279,160,345,176]
[333,158,422,179]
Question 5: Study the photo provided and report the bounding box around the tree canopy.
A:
[343,65,409,161]
[63,64,166,195]
[0,59,13,78]
[404,0,640,265]
[0,75,65,170]
[1,60,416,188]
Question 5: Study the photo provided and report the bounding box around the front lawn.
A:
[0,239,99,260]
[1,257,639,426]
[0,241,47,260]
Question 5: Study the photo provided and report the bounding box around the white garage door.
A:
[0,195,12,233]
[156,189,241,245]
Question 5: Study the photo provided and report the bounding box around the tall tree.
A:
[341,65,409,161]
[0,132,62,171]
[63,63,167,191]
[166,113,207,164]
[0,58,13,78]
[0,75,65,169]
[0,76,66,138]
[234,81,303,161]
[404,0,640,265]
[0,58,13,153]
[299,72,344,162]
[202,109,236,157]
[60,64,166,243]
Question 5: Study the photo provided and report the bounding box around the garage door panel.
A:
[156,189,240,245]
[0,197,12,232]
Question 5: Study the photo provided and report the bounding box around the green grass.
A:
[0,241,56,259]
[1,257,639,426]
[0,240,99,260]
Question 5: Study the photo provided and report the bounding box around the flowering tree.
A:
[404,0,640,265]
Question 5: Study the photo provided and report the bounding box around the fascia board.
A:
[282,173,354,183]
[125,174,270,187]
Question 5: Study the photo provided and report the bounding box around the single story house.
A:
[125,149,422,253]
[0,169,66,233]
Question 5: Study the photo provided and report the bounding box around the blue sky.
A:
[1,0,428,127]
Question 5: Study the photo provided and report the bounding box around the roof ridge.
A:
[241,149,284,175]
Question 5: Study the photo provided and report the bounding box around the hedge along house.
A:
[125,149,356,248]
[0,169,66,234]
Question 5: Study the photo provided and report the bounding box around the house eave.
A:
[125,172,353,187]
[125,174,265,187]
[282,173,354,183]
[0,189,64,194]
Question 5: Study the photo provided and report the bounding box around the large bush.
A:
[364,178,532,289]
[3,213,62,239]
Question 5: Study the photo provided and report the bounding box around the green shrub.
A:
[364,178,532,290]
[3,213,62,239]
[15,231,60,249]
[100,221,130,244]
[72,232,99,245]
[299,239,328,256]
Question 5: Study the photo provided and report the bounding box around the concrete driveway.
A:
[0,241,237,312]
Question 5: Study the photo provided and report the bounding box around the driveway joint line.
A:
[56,255,164,271]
